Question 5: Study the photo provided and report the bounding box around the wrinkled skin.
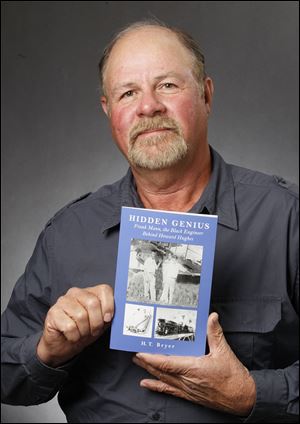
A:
[133,312,256,416]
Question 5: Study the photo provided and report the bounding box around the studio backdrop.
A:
[1,1,299,423]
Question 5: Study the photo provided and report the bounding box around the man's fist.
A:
[37,284,114,367]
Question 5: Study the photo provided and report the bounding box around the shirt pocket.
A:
[211,297,281,370]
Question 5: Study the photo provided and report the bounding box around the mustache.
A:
[129,117,182,143]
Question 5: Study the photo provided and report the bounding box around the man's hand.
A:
[132,312,256,416]
[37,284,114,367]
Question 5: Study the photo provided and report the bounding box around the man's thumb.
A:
[207,312,226,353]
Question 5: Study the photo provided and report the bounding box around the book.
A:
[110,206,218,356]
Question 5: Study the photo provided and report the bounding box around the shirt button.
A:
[151,412,160,421]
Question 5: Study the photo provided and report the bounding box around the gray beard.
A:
[128,132,188,170]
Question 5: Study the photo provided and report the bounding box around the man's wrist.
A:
[239,374,256,416]
[36,336,72,368]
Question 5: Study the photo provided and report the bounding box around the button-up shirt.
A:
[1,147,299,423]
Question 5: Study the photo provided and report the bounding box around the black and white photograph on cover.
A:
[123,304,154,338]
[126,239,203,307]
[154,307,197,342]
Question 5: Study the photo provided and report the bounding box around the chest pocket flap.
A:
[210,297,282,369]
[211,297,281,333]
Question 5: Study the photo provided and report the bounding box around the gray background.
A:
[1,1,299,422]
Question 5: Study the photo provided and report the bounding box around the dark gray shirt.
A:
[1,148,299,423]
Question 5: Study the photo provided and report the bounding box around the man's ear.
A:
[101,96,110,117]
[204,77,214,115]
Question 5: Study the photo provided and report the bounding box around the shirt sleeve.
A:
[244,362,299,422]
[244,222,299,423]
[1,224,73,405]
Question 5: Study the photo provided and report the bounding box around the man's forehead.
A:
[107,27,191,67]
[104,28,194,90]
[113,26,178,48]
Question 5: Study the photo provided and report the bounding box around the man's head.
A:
[100,20,213,171]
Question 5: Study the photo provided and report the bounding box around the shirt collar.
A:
[100,169,140,233]
[101,146,238,233]
[189,147,238,230]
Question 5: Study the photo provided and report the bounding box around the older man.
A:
[1,20,298,423]
[160,252,181,304]
[143,250,160,301]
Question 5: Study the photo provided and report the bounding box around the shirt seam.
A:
[45,224,56,306]
[234,180,299,200]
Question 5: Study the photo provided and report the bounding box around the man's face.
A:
[101,27,213,170]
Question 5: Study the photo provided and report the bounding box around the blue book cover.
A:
[110,207,218,356]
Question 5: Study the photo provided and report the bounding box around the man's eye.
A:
[162,83,176,89]
[121,90,134,99]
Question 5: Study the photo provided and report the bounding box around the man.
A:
[1,20,298,423]
[143,250,159,301]
[160,252,181,304]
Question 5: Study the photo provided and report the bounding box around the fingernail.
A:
[136,353,146,359]
[104,313,112,323]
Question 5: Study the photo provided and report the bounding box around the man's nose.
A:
[136,90,166,117]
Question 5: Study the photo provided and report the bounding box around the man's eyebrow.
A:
[111,73,184,96]
[112,82,137,96]
[153,72,184,81]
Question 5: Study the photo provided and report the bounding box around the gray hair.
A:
[98,19,206,96]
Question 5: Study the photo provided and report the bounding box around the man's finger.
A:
[58,295,92,337]
[135,352,199,374]
[207,312,227,353]
[47,307,81,343]
[140,378,190,402]
[133,355,168,380]
[86,284,114,323]
[75,291,104,336]
[133,356,187,392]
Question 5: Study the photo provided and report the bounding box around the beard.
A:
[127,117,188,170]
